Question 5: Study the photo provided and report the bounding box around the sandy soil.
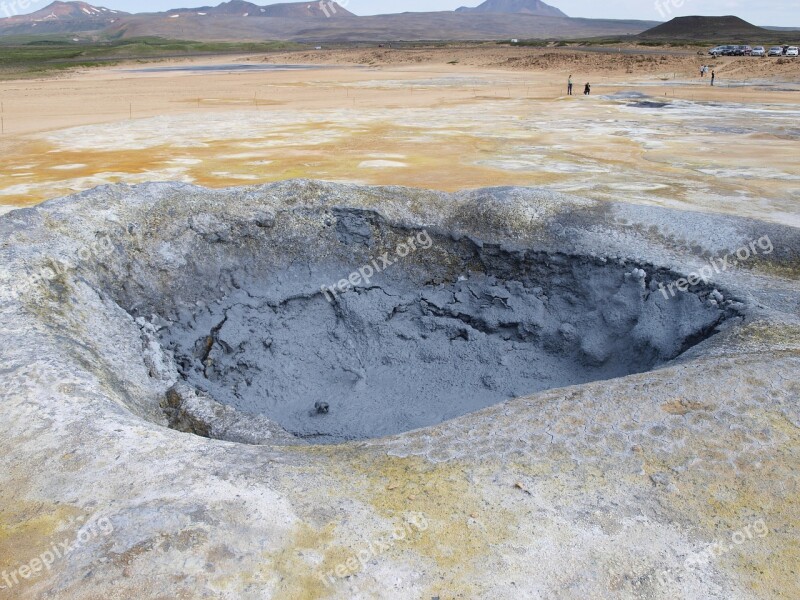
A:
[262,45,800,81]
[0,46,798,224]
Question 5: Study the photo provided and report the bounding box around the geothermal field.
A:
[1,3,799,600]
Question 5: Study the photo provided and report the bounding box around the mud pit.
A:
[3,181,800,599]
[159,213,732,443]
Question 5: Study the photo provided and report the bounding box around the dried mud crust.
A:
[159,223,739,443]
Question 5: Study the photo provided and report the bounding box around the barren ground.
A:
[0,45,798,224]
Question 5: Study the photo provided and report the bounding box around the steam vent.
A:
[1,180,799,599]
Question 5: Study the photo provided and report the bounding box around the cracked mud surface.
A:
[161,230,736,443]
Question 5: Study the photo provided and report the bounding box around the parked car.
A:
[768,46,784,57]
[787,47,799,57]
[709,45,736,56]
[730,45,753,56]
[751,46,765,57]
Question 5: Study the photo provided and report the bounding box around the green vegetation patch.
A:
[0,37,303,79]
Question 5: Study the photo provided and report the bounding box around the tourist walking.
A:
[700,65,705,78]
[711,70,715,86]
[568,74,573,95]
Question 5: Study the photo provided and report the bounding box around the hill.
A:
[0,1,126,34]
[106,12,656,42]
[165,1,354,19]
[0,1,657,41]
[638,15,770,40]
[456,0,567,18]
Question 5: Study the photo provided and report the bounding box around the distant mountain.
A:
[0,1,126,34]
[166,0,261,17]
[12,1,125,20]
[638,15,770,40]
[456,0,567,18]
[107,12,655,42]
[0,0,657,41]
[165,1,354,19]
[257,1,354,18]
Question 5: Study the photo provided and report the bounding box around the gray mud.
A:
[160,224,733,444]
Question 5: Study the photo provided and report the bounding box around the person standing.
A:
[567,74,573,96]
[700,65,705,78]
[584,82,591,95]
[711,70,715,86]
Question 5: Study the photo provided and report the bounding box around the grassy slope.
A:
[0,37,303,79]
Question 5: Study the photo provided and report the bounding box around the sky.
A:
[10,0,798,27]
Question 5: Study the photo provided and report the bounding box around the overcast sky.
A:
[15,0,798,27]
